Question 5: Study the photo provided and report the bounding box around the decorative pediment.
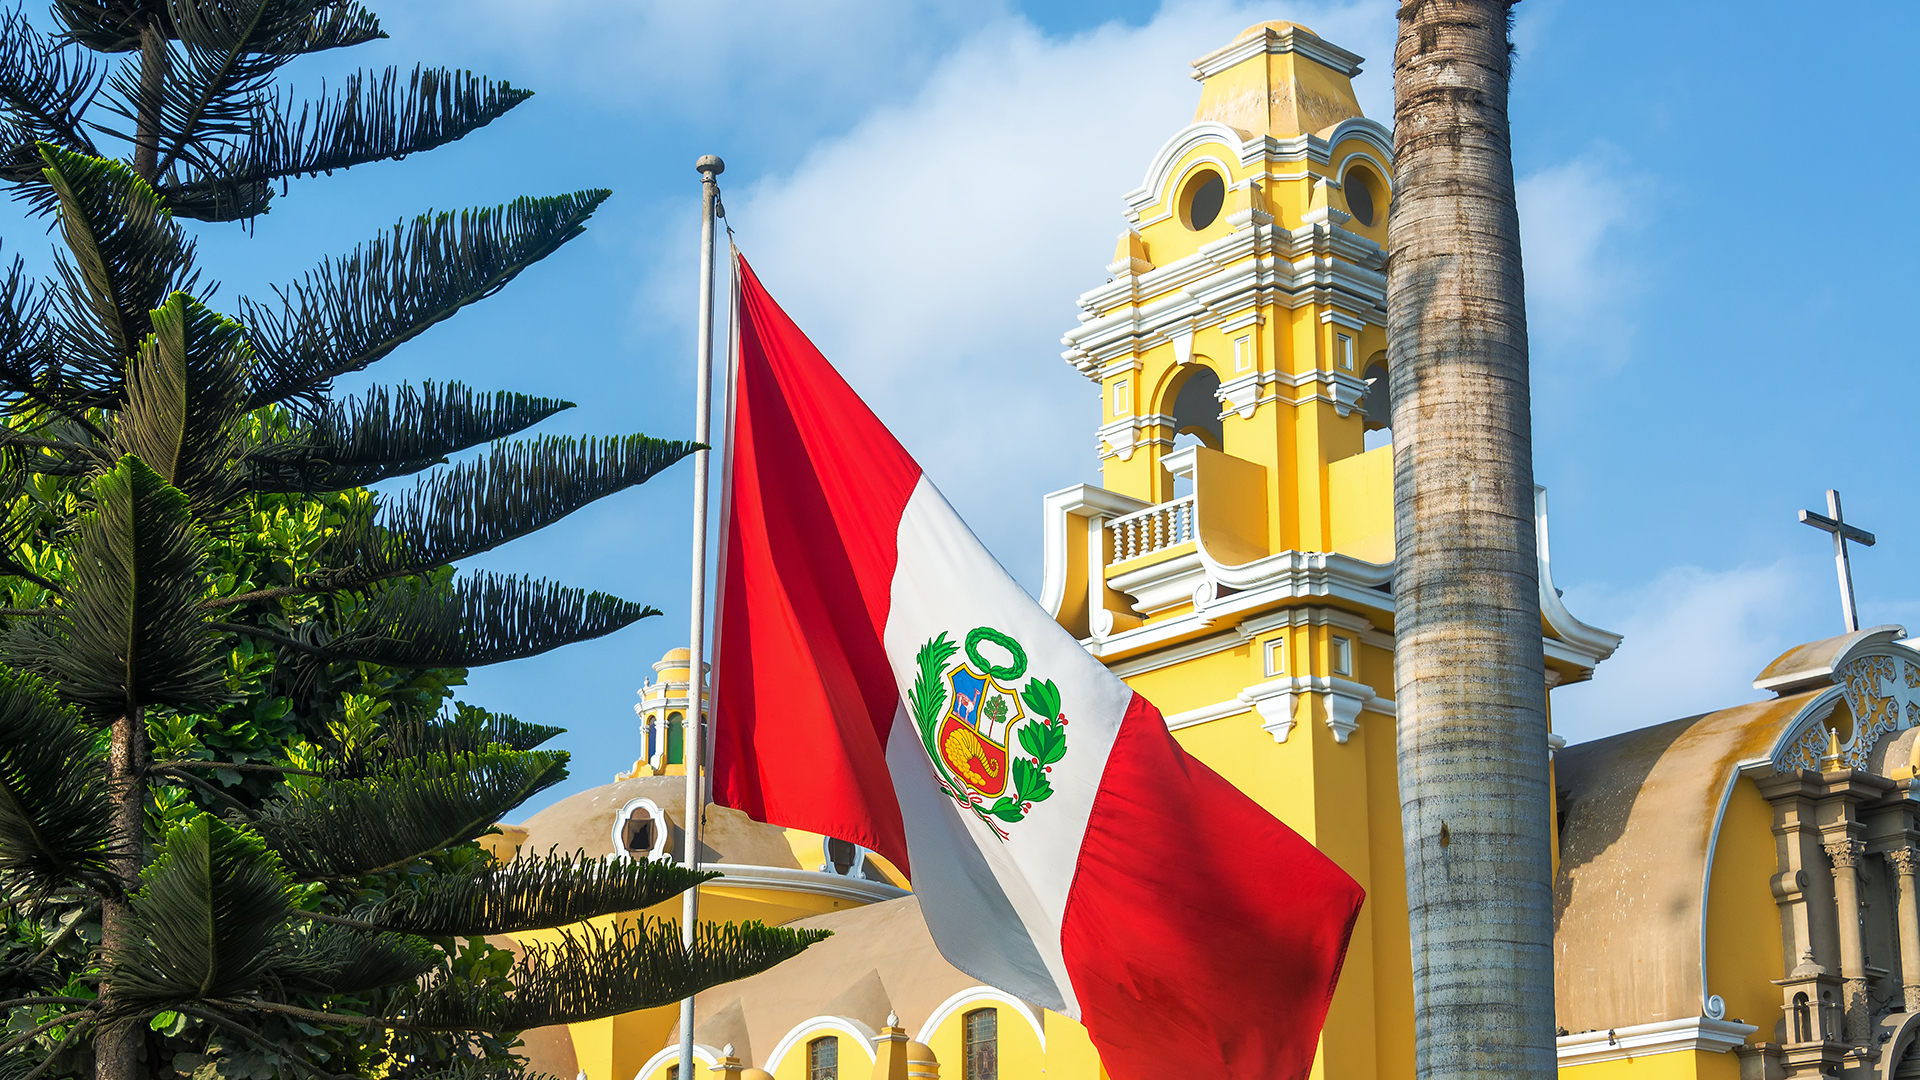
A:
[1762,626,1920,775]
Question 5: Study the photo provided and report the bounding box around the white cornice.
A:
[1555,1017,1756,1066]
[1535,487,1624,674]
[1063,225,1387,381]
[1189,24,1365,81]
[1164,696,1251,731]
[704,863,910,905]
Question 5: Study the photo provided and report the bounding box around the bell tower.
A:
[1037,22,1622,1080]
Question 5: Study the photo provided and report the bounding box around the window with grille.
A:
[808,1036,839,1080]
[964,1008,998,1080]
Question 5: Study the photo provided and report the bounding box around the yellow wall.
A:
[1560,1050,1739,1080]
[1705,777,1785,1042]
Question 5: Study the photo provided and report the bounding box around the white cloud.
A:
[374,1,1000,146]
[1549,561,1825,746]
[1516,149,1650,372]
[716,0,1397,585]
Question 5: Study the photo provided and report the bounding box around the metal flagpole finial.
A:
[1798,488,1876,633]
[696,154,725,177]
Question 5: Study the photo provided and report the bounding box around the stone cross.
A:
[1800,489,1876,633]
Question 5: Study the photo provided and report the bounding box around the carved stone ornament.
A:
[1889,846,1920,878]
[1824,838,1866,870]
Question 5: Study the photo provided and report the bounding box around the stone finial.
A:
[871,1012,911,1080]
[1820,726,1844,771]
[723,1046,734,1058]
[1790,948,1830,978]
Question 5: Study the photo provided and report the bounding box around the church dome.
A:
[513,775,801,868]
[653,647,696,677]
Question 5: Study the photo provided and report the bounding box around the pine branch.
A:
[317,433,695,585]
[241,192,611,411]
[105,813,291,1008]
[38,144,200,399]
[244,381,574,494]
[107,292,255,519]
[93,1,383,184]
[395,919,831,1031]
[323,572,658,669]
[343,849,716,936]
[251,749,569,879]
[270,924,437,996]
[386,702,563,757]
[11,455,226,721]
[158,66,531,222]
[0,10,104,175]
[0,669,113,892]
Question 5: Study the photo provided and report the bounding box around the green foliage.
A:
[0,669,111,891]
[347,849,719,937]
[253,749,569,878]
[0,4,821,1077]
[399,919,832,1031]
[23,455,225,721]
[109,814,291,1007]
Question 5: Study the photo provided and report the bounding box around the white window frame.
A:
[611,797,669,861]
[1264,638,1286,678]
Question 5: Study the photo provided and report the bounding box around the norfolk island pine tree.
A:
[0,3,826,1078]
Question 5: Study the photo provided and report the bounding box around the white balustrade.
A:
[1107,495,1196,563]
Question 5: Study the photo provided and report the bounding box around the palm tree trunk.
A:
[96,707,149,1080]
[1386,2,1554,1078]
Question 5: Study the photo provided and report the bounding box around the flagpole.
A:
[678,152,723,1080]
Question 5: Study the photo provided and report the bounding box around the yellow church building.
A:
[496,20,1920,1080]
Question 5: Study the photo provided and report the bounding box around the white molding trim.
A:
[1555,1017,1756,1066]
[1104,630,1240,678]
[703,864,909,905]
[1239,679,1297,743]
[634,1043,719,1080]
[1163,697,1251,732]
[915,987,1048,1052]
[1188,22,1366,81]
[765,1016,879,1077]
[1062,225,1389,381]
[1039,485,1150,621]
[1337,150,1395,198]
[1536,487,1623,672]
[1096,413,1178,462]
[611,797,668,862]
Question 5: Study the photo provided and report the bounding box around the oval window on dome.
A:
[1181,170,1225,231]
[1344,166,1378,226]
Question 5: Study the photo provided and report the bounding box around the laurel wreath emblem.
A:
[909,628,1068,839]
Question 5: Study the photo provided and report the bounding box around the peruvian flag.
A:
[711,253,1363,1080]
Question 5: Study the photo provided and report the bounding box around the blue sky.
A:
[5,1,1914,816]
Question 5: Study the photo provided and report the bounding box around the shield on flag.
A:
[938,664,1020,798]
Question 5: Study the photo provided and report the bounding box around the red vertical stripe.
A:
[1060,694,1365,1080]
[710,255,923,871]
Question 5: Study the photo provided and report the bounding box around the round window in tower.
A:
[1343,165,1378,227]
[1181,169,1226,231]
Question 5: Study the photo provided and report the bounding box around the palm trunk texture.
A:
[1386,2,1554,1078]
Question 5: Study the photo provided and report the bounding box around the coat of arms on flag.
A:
[909,628,1069,838]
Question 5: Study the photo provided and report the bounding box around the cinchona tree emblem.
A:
[910,627,1069,840]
